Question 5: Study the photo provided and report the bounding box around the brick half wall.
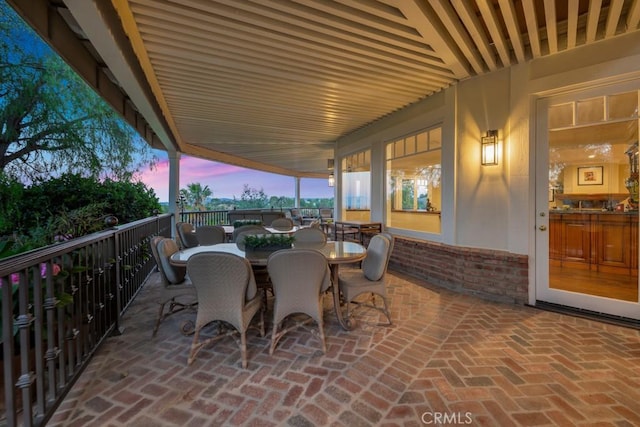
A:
[384,235,529,304]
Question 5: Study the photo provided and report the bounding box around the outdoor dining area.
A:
[44,226,640,426]
[151,220,394,369]
[4,213,640,427]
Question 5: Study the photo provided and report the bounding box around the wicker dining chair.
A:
[186,252,264,369]
[195,225,226,245]
[338,233,394,326]
[270,217,294,231]
[267,248,331,355]
[233,227,274,305]
[176,222,199,249]
[293,227,327,243]
[232,224,267,243]
[150,237,197,337]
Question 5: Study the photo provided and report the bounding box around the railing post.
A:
[2,275,17,426]
[112,231,124,336]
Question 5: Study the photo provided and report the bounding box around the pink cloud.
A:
[138,151,334,203]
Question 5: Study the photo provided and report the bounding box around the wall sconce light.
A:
[481,130,499,166]
[327,158,335,187]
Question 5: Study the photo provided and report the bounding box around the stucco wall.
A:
[455,68,512,251]
[336,31,640,306]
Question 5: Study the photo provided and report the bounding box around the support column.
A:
[295,177,301,208]
[168,152,181,236]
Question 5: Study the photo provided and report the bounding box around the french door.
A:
[535,82,640,320]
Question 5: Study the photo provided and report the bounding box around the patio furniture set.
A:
[150,222,394,368]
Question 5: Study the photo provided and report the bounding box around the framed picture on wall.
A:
[577,166,603,186]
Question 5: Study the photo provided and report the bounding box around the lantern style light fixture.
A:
[327,159,335,187]
[481,130,499,166]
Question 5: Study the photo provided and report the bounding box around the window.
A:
[341,150,371,221]
[386,127,442,234]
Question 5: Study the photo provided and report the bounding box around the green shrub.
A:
[243,233,294,248]
[0,173,161,258]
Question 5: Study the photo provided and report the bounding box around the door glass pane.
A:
[548,92,639,302]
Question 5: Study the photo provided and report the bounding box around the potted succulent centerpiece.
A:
[242,233,294,253]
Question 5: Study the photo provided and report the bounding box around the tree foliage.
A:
[235,184,268,209]
[181,182,212,211]
[0,2,155,182]
[0,173,160,255]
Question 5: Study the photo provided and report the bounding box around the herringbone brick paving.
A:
[48,269,640,426]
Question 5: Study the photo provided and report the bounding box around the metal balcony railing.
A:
[176,208,332,226]
[0,214,173,427]
[0,208,335,426]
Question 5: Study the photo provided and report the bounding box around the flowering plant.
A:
[1,262,71,342]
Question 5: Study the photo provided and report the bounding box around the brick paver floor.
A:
[48,269,640,426]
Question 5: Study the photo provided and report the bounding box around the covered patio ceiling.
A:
[11,0,640,179]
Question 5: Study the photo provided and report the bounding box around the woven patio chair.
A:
[195,225,226,245]
[150,237,197,337]
[338,233,394,326]
[293,227,327,244]
[176,222,199,249]
[267,249,331,355]
[289,208,303,226]
[232,224,267,243]
[271,217,294,231]
[233,227,274,305]
[187,252,264,369]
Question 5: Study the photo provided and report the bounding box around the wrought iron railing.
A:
[177,208,332,226]
[0,207,335,426]
[0,214,173,427]
[177,210,228,226]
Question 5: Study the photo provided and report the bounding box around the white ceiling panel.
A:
[17,0,640,178]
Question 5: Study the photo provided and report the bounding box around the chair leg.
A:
[269,322,280,356]
[187,329,201,365]
[152,301,168,337]
[240,331,248,369]
[378,295,392,326]
[345,293,392,326]
[317,320,327,353]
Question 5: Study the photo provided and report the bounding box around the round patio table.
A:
[170,241,366,330]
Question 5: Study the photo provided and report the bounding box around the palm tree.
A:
[183,183,212,211]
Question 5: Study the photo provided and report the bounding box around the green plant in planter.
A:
[243,233,295,249]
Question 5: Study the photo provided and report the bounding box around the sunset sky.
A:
[138,150,334,203]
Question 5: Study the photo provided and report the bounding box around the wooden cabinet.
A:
[550,212,638,275]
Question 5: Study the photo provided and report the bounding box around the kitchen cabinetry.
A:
[549,211,638,276]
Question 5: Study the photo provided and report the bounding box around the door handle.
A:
[539,225,547,231]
